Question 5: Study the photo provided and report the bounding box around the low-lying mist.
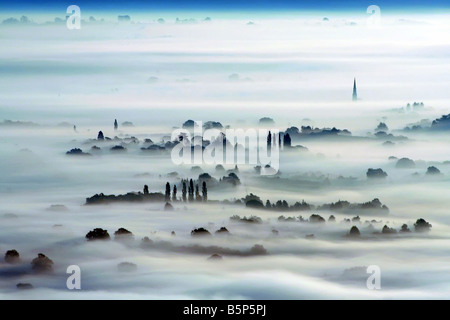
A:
[0,13,449,299]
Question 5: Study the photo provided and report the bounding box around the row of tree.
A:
[144,180,208,202]
[267,131,291,149]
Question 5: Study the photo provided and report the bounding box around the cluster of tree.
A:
[182,119,223,129]
[431,113,450,131]
[148,180,208,203]
[317,198,389,214]
[140,237,266,257]
[169,179,207,202]
[267,131,292,149]
[1,15,109,26]
[285,126,352,138]
[396,157,416,169]
[85,227,135,241]
[367,168,388,179]
[278,214,324,223]
[243,194,387,215]
[244,193,311,211]
[86,180,208,205]
[403,112,450,131]
[86,191,165,204]
[4,249,54,276]
[259,117,275,126]
[2,16,34,25]
[375,122,389,132]
[230,215,263,224]
[426,166,441,175]
[348,218,432,238]
[407,102,425,110]
[66,148,91,156]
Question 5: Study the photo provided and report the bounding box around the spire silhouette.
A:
[352,78,358,101]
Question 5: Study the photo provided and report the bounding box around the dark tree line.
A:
[267,131,291,149]
[161,179,208,203]
[140,181,209,203]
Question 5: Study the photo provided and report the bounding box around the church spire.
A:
[352,78,357,101]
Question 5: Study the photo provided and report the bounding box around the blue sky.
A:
[1,0,449,12]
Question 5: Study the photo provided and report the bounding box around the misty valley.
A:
[0,14,449,299]
[1,110,449,299]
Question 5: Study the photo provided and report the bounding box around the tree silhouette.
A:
[349,226,361,238]
[172,185,177,201]
[400,224,411,233]
[165,182,171,202]
[267,130,272,150]
[202,181,207,202]
[182,181,187,202]
[114,119,118,130]
[414,218,432,232]
[143,185,149,195]
[195,184,200,201]
[97,131,104,140]
[283,133,291,147]
[188,179,194,202]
